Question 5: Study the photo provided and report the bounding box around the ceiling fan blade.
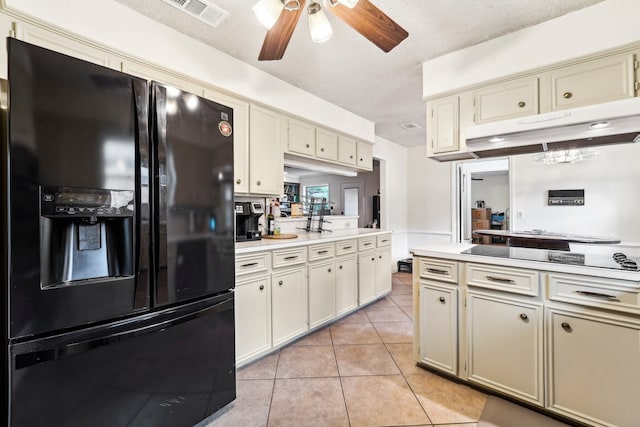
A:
[327,0,408,53]
[258,0,306,61]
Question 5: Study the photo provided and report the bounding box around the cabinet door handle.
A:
[259,285,264,291]
[342,246,352,250]
[561,322,572,332]
[427,268,448,275]
[439,296,446,304]
[563,91,573,99]
[518,101,526,108]
[278,280,283,286]
[363,242,372,246]
[519,313,529,322]
[380,239,388,243]
[284,256,298,260]
[256,180,261,186]
[236,179,241,184]
[241,262,258,268]
[574,290,620,302]
[317,250,329,254]
[485,275,515,284]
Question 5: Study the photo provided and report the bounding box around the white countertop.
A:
[411,243,640,283]
[236,229,391,254]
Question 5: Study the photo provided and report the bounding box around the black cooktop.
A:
[461,245,639,271]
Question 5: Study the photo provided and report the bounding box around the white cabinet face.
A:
[375,247,392,297]
[272,267,308,346]
[358,252,377,305]
[235,276,271,365]
[420,283,458,375]
[249,104,284,195]
[335,255,357,316]
[308,260,336,328]
[287,119,315,156]
[467,292,544,406]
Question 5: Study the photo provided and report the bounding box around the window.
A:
[303,184,329,215]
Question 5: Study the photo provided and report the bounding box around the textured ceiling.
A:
[114,0,604,147]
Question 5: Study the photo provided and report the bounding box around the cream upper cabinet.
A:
[203,89,249,193]
[315,127,338,161]
[466,291,544,406]
[287,118,315,156]
[546,52,637,111]
[546,306,640,427]
[427,95,459,155]
[356,141,373,171]
[337,135,357,165]
[474,77,539,123]
[249,104,284,195]
[15,21,121,70]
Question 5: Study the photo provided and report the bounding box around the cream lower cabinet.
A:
[308,259,336,328]
[271,266,308,347]
[546,305,640,427]
[235,273,271,365]
[335,254,358,316]
[466,291,544,406]
[420,281,458,375]
[358,251,377,305]
[375,246,392,297]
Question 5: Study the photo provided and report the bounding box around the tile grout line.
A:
[264,350,281,427]
[330,321,353,427]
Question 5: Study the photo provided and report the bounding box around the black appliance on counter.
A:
[1,39,236,427]
[235,201,263,241]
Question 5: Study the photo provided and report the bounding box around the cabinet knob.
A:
[328,268,332,273]
[350,155,353,159]
[563,92,573,99]
[518,101,526,108]
[259,284,264,291]
[306,143,310,148]
[371,257,375,261]
[256,180,261,186]
[360,158,364,162]
[379,255,382,259]
[339,265,343,269]
[236,179,241,184]
[561,322,572,332]
[439,296,446,304]
[278,280,283,286]
[320,148,325,152]
[519,313,529,322]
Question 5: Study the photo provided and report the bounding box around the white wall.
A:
[6,0,375,141]
[423,0,640,97]
[471,175,509,214]
[406,146,454,249]
[510,143,640,243]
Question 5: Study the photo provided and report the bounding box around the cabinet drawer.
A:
[548,273,640,315]
[308,243,335,261]
[235,252,270,276]
[418,258,458,284]
[358,236,376,251]
[272,247,307,269]
[466,263,539,296]
[335,239,357,255]
[376,234,391,248]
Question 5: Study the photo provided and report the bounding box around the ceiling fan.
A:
[253,0,409,61]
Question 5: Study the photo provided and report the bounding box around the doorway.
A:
[341,182,365,228]
[457,159,510,243]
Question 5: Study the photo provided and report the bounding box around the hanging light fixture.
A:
[253,0,284,29]
[308,2,333,43]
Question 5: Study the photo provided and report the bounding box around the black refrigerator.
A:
[1,38,236,427]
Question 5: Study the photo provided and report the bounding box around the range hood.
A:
[465,97,640,159]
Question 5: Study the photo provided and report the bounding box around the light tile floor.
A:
[203,272,486,427]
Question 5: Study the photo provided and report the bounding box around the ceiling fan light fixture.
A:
[308,2,333,43]
[332,0,359,8]
[253,0,284,29]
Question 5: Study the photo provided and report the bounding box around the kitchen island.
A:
[410,243,640,427]
[234,229,392,366]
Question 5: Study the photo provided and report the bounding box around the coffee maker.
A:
[235,202,263,241]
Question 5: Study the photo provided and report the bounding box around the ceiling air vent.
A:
[161,0,230,28]
[399,122,422,130]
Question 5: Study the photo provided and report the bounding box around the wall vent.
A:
[161,0,230,28]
